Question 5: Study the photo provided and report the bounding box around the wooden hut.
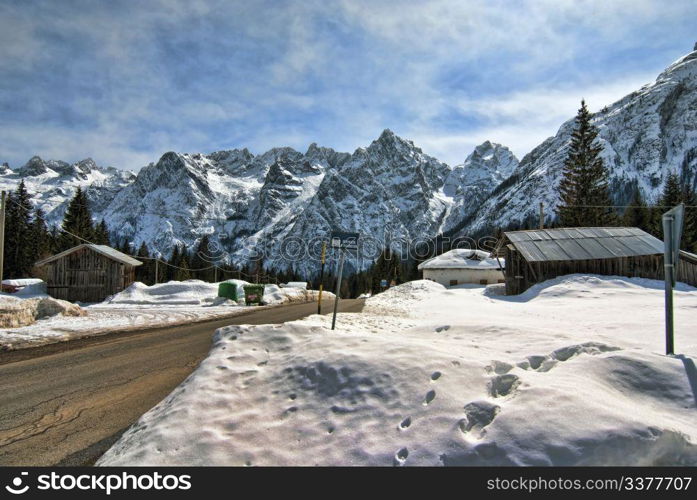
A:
[35,244,142,303]
[498,227,697,295]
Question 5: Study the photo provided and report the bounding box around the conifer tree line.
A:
[553,99,697,252]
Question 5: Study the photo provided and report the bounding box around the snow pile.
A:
[106,280,323,307]
[263,284,327,305]
[98,275,697,466]
[0,296,85,328]
[106,280,248,306]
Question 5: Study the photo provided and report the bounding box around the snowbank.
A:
[98,275,697,466]
[107,280,323,307]
[0,296,84,328]
[106,280,247,306]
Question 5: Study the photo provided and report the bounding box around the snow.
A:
[418,249,503,270]
[105,280,246,306]
[0,280,330,350]
[98,275,697,466]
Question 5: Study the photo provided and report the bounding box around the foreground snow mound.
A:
[98,275,697,466]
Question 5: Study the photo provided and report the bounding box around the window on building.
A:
[449,279,458,286]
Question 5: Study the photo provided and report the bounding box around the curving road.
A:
[0,299,365,466]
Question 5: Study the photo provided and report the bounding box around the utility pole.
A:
[539,202,544,230]
[214,266,218,283]
[154,258,159,284]
[317,241,326,315]
[0,191,5,287]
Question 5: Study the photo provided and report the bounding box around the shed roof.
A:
[503,227,664,263]
[418,249,504,270]
[35,244,143,267]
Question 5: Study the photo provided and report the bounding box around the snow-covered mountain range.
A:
[2,44,696,274]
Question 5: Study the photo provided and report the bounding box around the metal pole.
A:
[663,215,674,355]
[539,202,544,230]
[0,191,5,287]
[154,258,159,284]
[331,249,345,330]
[214,266,218,283]
[317,241,326,315]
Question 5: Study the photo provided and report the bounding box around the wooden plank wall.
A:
[43,247,136,303]
[504,246,697,295]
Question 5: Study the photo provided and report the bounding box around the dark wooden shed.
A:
[498,227,697,295]
[35,244,142,303]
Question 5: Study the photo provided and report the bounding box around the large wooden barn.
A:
[35,244,142,303]
[498,227,697,295]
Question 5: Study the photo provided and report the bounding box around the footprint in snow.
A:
[399,417,412,430]
[423,390,436,405]
[393,447,409,466]
[489,374,520,398]
[435,325,450,333]
[431,371,442,381]
[459,400,501,437]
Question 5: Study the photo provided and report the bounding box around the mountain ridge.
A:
[3,45,697,275]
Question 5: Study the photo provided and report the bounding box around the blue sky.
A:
[1,0,695,170]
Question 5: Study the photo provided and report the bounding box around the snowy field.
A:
[0,280,326,351]
[98,275,697,466]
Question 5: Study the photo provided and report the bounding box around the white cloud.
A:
[409,71,657,164]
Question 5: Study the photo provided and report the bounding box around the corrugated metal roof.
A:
[504,227,664,263]
[36,244,142,267]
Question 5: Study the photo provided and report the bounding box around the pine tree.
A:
[370,248,402,294]
[649,173,685,236]
[174,253,191,281]
[660,173,683,207]
[191,235,215,281]
[135,241,154,284]
[58,187,95,250]
[4,180,35,277]
[681,184,697,252]
[29,207,51,265]
[556,100,615,227]
[94,219,111,246]
[622,187,651,232]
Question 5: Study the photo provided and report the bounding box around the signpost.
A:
[317,242,326,315]
[330,230,359,330]
[662,204,684,355]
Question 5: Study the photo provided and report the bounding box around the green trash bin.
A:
[218,282,238,301]
[243,284,265,305]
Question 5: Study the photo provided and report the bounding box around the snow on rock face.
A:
[441,141,519,231]
[0,156,135,226]
[459,45,697,235]
[97,276,697,466]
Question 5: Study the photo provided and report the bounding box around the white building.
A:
[417,249,504,287]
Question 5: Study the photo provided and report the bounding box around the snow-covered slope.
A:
[459,46,697,235]
[0,156,135,225]
[97,276,697,466]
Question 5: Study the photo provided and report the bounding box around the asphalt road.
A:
[0,298,365,466]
